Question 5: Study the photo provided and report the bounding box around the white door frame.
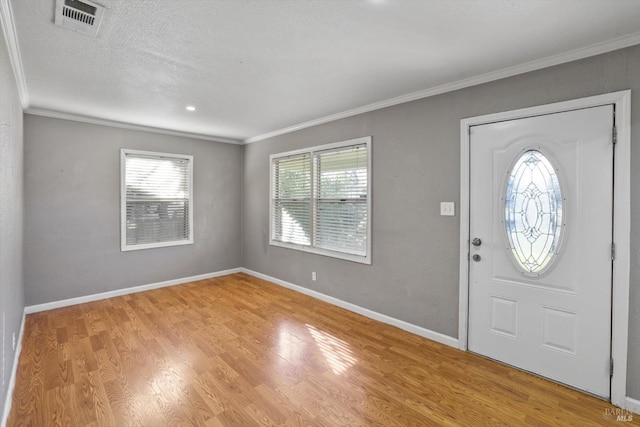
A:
[458,91,631,408]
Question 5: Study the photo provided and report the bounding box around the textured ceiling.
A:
[8,0,640,142]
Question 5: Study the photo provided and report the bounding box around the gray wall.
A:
[24,116,243,305]
[0,26,24,414]
[242,45,640,399]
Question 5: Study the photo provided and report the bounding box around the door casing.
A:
[458,91,631,408]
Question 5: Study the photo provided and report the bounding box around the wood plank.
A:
[7,273,637,426]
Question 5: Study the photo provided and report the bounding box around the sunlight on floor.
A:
[306,324,357,375]
[149,361,187,405]
[277,324,307,364]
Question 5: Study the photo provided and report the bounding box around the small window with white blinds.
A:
[121,149,193,251]
[270,137,371,264]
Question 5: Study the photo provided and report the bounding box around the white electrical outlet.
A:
[312,271,317,281]
[440,202,455,216]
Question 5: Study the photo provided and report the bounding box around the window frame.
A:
[120,149,194,252]
[269,136,372,264]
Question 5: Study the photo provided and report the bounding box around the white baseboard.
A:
[241,268,459,348]
[1,311,25,427]
[626,397,640,415]
[24,268,242,314]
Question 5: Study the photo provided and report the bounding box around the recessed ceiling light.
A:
[186,105,196,112]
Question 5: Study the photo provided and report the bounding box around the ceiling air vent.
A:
[54,0,105,37]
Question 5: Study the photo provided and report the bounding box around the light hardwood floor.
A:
[7,273,637,426]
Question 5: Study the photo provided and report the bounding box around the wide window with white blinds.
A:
[121,149,193,251]
[270,137,371,264]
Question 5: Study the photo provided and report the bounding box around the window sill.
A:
[270,240,371,265]
[121,239,194,252]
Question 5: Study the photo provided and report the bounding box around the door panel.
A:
[468,106,613,398]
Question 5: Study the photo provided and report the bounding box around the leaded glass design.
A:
[505,150,563,276]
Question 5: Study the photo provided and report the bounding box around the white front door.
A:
[468,105,614,398]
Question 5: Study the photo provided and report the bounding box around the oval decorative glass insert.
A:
[505,150,563,276]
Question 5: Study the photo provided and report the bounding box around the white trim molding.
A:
[626,397,640,416]
[458,90,631,409]
[0,0,29,108]
[1,311,25,427]
[242,268,458,348]
[24,108,242,145]
[245,32,640,144]
[5,0,640,148]
[24,268,241,314]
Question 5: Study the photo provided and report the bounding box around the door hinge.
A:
[610,358,614,376]
[613,126,617,145]
[611,242,616,261]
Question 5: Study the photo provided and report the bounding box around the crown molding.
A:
[0,0,29,108]
[244,31,640,144]
[25,107,243,144]
[5,0,640,146]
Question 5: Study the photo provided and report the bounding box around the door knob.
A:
[472,238,482,247]
[472,254,481,262]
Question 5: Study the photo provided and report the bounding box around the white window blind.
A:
[315,144,368,256]
[121,150,193,251]
[270,137,371,264]
[272,153,312,245]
